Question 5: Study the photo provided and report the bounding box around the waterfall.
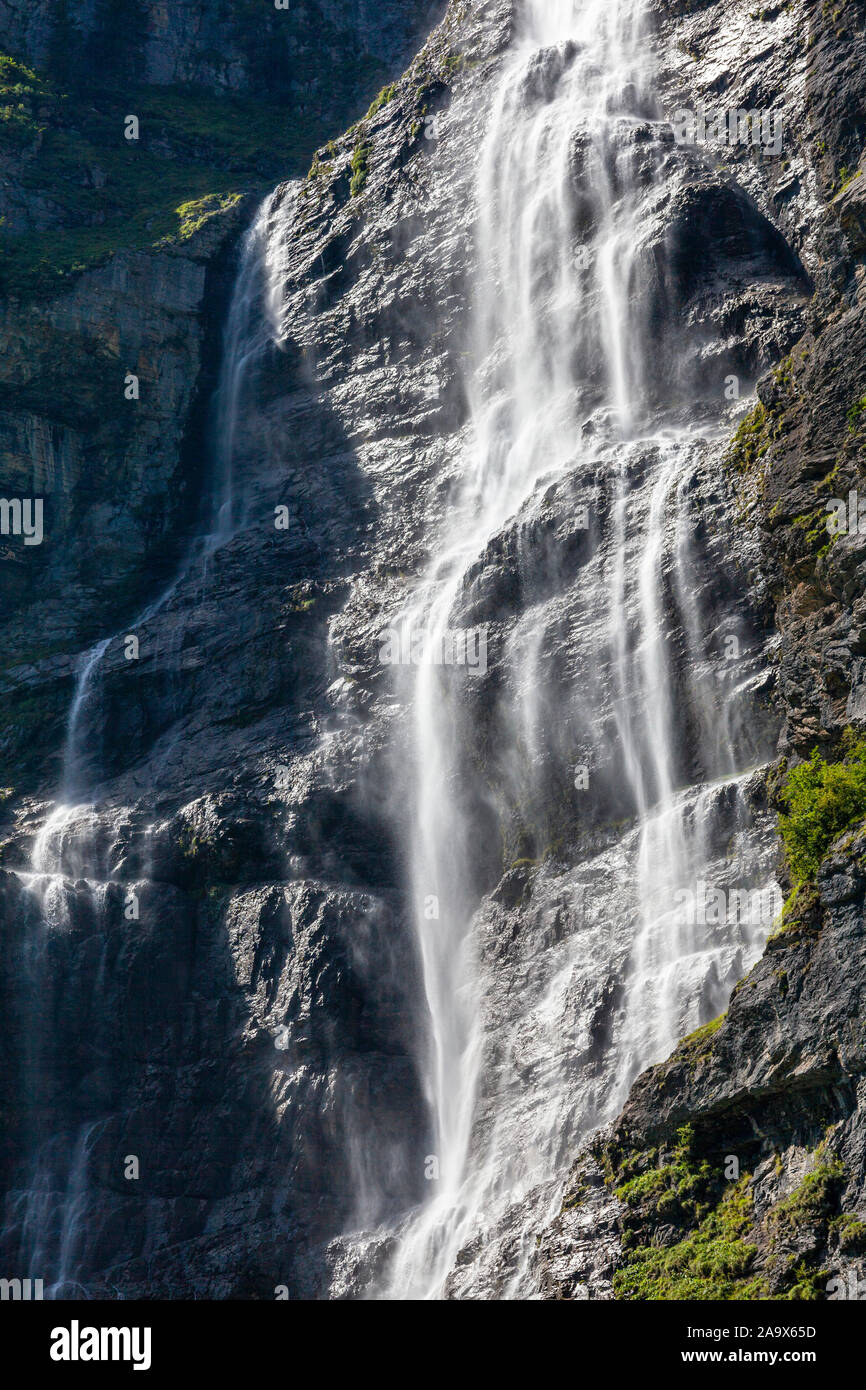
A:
[4,193,281,1297]
[1,0,785,1302]
[31,194,278,870]
[378,0,778,1298]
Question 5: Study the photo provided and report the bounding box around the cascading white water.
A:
[1,2,782,1298]
[607,434,773,1106]
[8,193,281,1295]
[31,194,278,872]
[380,0,778,1298]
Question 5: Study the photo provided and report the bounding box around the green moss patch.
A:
[770,1158,845,1236]
[832,1213,866,1253]
[613,1126,717,1226]
[611,1129,850,1301]
[846,393,866,431]
[726,401,776,472]
[169,192,244,243]
[0,56,380,299]
[366,83,396,118]
[681,1013,725,1050]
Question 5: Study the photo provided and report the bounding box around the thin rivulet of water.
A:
[4,193,282,1296]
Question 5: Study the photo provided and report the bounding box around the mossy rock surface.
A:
[0,55,390,299]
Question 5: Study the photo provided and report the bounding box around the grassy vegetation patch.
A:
[366,82,396,118]
[846,393,866,430]
[837,166,863,195]
[779,734,866,882]
[347,137,369,195]
[615,1174,764,1300]
[832,1212,866,1253]
[0,56,372,298]
[614,1126,717,1225]
[349,138,371,197]
[611,1128,850,1300]
[769,879,820,938]
[726,401,774,471]
[681,1013,725,1050]
[169,192,244,243]
[770,1158,844,1236]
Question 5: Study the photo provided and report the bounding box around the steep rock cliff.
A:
[1,0,865,1304]
[538,0,866,1302]
[0,0,446,102]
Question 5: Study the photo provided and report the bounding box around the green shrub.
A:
[349,139,370,196]
[726,401,773,471]
[366,83,396,118]
[847,394,866,430]
[779,736,866,882]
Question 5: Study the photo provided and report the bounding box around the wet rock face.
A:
[0,205,251,788]
[645,0,866,765]
[558,828,866,1302]
[532,0,866,1301]
[0,859,429,1299]
[618,834,866,1153]
[0,0,452,790]
[0,0,492,1295]
[0,0,860,1301]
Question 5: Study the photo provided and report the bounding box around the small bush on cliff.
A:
[350,139,371,196]
[779,736,866,882]
[0,54,52,143]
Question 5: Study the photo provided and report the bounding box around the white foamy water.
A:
[378,0,778,1298]
[6,194,284,1295]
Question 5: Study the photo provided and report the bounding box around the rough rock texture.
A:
[0,0,448,781]
[0,0,447,102]
[1,0,866,1302]
[551,828,866,1301]
[0,202,250,784]
[650,0,866,762]
[533,0,866,1301]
